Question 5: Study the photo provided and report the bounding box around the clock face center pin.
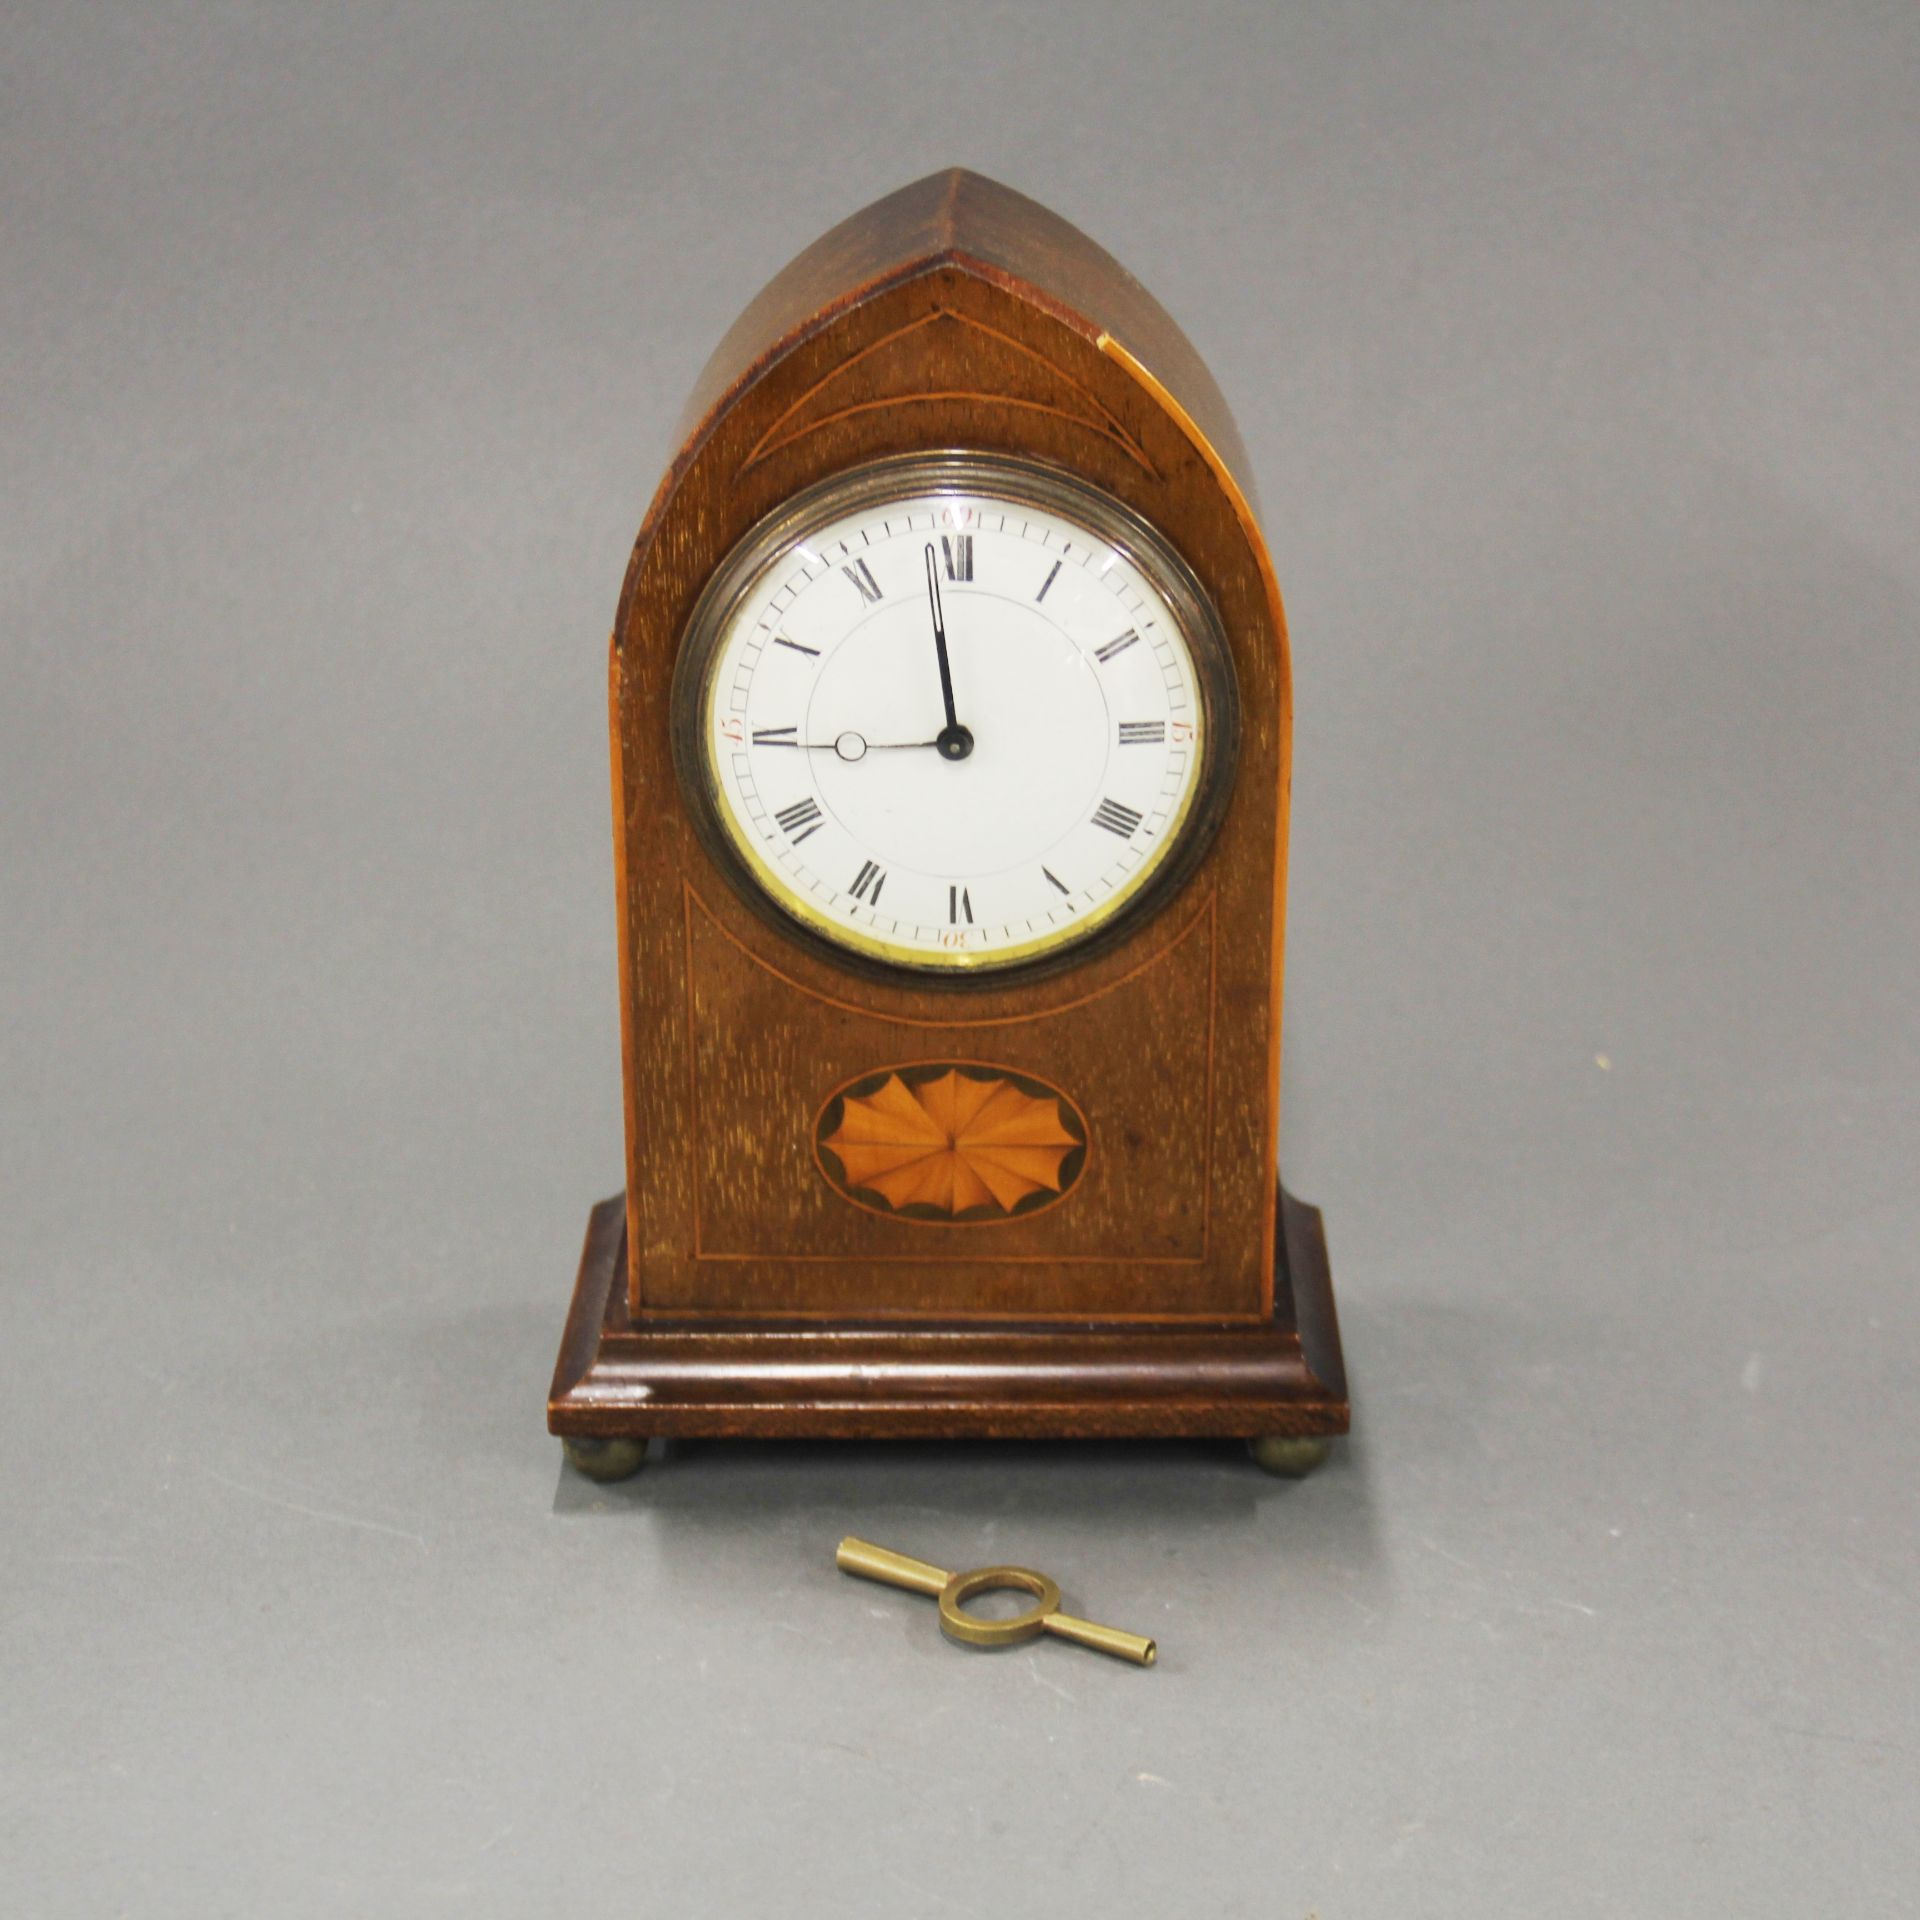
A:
[936,723,975,762]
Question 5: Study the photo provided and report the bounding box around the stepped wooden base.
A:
[548,1185,1347,1449]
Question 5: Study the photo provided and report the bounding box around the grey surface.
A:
[4,3,1917,1913]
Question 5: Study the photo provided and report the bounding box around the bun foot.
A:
[1248,1434,1332,1478]
[561,1435,648,1483]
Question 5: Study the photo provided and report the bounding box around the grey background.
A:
[5,3,1916,1913]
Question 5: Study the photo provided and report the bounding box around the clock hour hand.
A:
[923,544,974,762]
[754,728,939,758]
[800,731,938,762]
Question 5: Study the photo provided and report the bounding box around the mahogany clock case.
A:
[549,169,1349,1451]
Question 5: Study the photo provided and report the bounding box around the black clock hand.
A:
[826,737,939,751]
[752,728,939,755]
[785,731,941,762]
[819,738,939,749]
[923,543,957,730]
[923,544,974,762]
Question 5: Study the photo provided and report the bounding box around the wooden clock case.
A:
[549,170,1347,1467]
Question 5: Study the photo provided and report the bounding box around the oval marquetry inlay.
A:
[814,1062,1088,1225]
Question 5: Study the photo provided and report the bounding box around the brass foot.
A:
[1248,1434,1333,1478]
[561,1435,648,1483]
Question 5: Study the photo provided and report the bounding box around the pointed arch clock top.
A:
[671,168,1257,505]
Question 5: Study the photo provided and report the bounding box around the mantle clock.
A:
[548,170,1348,1479]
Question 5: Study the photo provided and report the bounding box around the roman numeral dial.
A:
[684,456,1232,974]
[774,797,824,843]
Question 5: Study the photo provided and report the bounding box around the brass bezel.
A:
[669,451,1241,985]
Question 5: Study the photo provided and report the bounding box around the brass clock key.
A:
[836,1537,1157,1666]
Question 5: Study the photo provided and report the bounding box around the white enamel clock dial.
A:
[675,454,1237,975]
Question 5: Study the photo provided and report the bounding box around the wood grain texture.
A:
[668,879,1217,1315]
[739,307,1157,475]
[550,1185,1348,1440]
[661,170,1255,500]
[552,169,1344,1441]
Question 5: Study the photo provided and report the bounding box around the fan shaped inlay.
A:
[816,1063,1088,1224]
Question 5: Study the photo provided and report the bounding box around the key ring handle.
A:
[937,1565,1063,1648]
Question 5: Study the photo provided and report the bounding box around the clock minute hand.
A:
[923,544,974,762]
[923,543,958,729]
